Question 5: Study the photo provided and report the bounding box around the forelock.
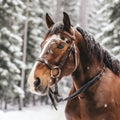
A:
[49,22,64,35]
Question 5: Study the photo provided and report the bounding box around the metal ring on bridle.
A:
[50,66,61,79]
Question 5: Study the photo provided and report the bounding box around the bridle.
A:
[37,28,106,110]
[37,28,77,77]
[37,28,78,109]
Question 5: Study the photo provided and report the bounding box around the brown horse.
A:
[28,12,120,120]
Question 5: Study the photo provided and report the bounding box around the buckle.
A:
[50,66,61,79]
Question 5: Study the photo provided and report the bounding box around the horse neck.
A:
[72,32,103,89]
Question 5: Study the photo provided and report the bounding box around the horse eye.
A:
[57,43,64,49]
[66,40,71,44]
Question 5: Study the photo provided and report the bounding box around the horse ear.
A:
[46,13,54,28]
[63,12,71,31]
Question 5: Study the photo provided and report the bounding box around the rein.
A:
[62,65,106,101]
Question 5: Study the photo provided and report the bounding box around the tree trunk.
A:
[0,98,2,109]
[20,0,29,110]
[18,97,21,110]
[32,95,36,106]
[4,97,7,110]
[79,0,92,30]
[55,0,63,22]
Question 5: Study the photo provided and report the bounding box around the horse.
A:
[28,12,120,120]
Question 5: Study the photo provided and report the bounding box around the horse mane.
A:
[77,27,120,76]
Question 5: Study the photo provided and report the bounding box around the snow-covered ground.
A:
[0,103,66,120]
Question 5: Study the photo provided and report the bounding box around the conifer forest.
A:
[0,0,120,112]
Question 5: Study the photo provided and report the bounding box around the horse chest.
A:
[78,91,120,119]
[65,94,120,120]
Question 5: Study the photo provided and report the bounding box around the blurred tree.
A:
[106,0,120,59]
[26,0,49,73]
[79,0,92,30]
[63,0,79,25]
[24,0,50,106]
[20,0,29,110]
[55,0,63,22]
[88,0,103,35]
[89,0,120,59]
[0,0,25,109]
[50,0,79,25]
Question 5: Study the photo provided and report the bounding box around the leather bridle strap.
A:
[37,58,52,70]
[61,65,106,101]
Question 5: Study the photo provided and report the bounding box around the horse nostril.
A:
[34,77,41,88]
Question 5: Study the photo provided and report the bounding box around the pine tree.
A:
[88,0,120,60]
[88,0,103,35]
[106,0,120,59]
[95,0,120,59]
[26,0,50,72]
[24,0,50,104]
[0,0,25,105]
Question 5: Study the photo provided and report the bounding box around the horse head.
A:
[28,12,80,95]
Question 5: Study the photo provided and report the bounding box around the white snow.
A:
[0,104,66,120]
[101,23,114,32]
[7,61,20,73]
[1,70,8,76]
[101,36,113,45]
[1,80,8,86]
[112,46,120,52]
[97,4,111,14]
[1,27,10,35]
[104,104,108,108]
[13,85,25,98]
[13,59,25,69]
